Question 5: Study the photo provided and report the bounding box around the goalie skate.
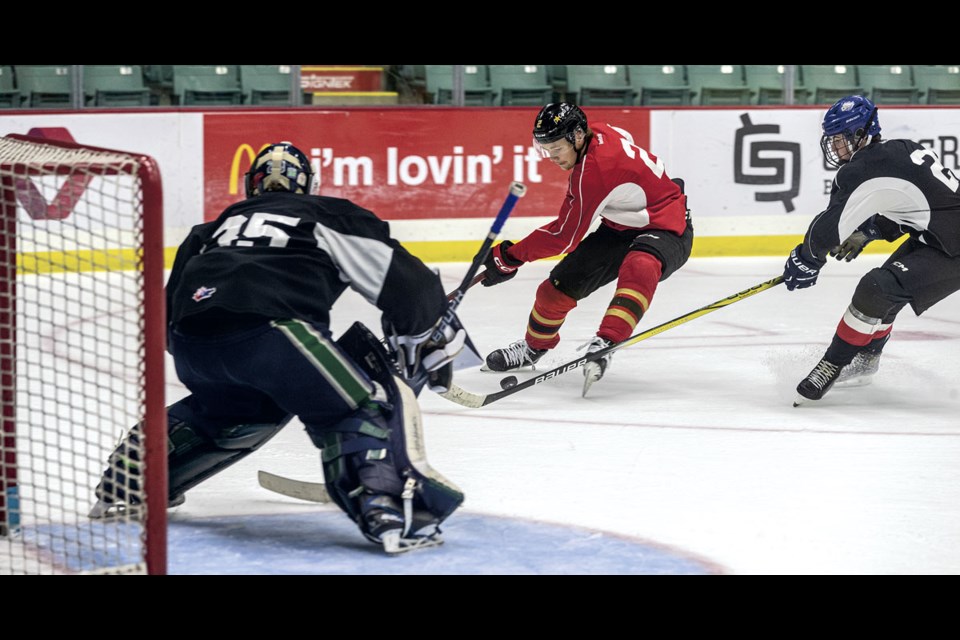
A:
[361,491,445,554]
[88,494,185,519]
[380,527,444,554]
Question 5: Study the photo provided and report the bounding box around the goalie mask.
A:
[245,142,319,197]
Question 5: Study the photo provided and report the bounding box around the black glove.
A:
[783,243,825,291]
[830,216,882,262]
[482,240,523,287]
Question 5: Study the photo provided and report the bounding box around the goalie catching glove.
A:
[384,311,468,393]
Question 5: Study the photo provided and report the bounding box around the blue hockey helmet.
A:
[245,142,318,197]
[532,102,588,145]
[820,95,881,168]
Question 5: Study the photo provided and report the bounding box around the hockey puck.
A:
[500,375,518,390]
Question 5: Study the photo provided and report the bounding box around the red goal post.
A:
[0,133,166,574]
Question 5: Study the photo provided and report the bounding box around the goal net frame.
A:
[0,132,167,574]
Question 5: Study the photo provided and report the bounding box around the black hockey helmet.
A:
[532,102,588,145]
[245,141,318,197]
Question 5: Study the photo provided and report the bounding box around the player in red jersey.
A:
[483,102,693,395]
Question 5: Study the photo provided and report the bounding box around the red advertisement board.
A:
[203,108,651,221]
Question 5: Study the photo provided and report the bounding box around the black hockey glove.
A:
[482,240,523,287]
[783,243,826,291]
[830,215,882,262]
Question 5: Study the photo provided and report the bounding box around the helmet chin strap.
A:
[853,107,878,147]
[848,132,874,162]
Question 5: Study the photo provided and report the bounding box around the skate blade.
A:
[88,499,142,520]
[381,530,444,554]
[792,393,813,407]
[582,363,602,398]
[836,375,874,388]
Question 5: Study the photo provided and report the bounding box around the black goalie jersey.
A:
[167,191,445,336]
[803,139,960,260]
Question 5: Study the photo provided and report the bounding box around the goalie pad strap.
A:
[321,436,388,462]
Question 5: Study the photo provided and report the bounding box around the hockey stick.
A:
[439,275,785,408]
[446,272,487,301]
[435,181,527,333]
[407,182,526,392]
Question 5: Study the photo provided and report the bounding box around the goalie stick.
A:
[439,275,785,408]
[258,470,330,503]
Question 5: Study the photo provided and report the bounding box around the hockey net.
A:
[0,134,166,574]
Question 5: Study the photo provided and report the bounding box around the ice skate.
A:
[360,492,444,554]
[794,357,842,406]
[837,336,888,387]
[483,339,547,372]
[581,336,614,398]
[836,350,881,387]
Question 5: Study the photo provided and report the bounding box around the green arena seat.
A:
[84,65,150,107]
[16,65,73,108]
[488,65,552,106]
[172,65,242,106]
[686,65,753,105]
[913,65,960,104]
[628,65,692,106]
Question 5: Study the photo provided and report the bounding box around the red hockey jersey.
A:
[510,122,688,263]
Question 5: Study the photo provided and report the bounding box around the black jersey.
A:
[803,139,960,260]
[167,192,445,336]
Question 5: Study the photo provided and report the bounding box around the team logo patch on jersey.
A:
[192,286,217,302]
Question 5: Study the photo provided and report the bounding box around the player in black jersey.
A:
[783,95,960,405]
[90,142,469,553]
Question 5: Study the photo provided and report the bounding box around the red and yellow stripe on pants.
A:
[525,280,577,350]
[599,287,650,341]
[598,250,662,342]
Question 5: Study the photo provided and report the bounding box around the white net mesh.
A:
[0,136,152,574]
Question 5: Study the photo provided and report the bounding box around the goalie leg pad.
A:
[307,403,402,522]
[92,397,291,515]
[322,323,465,537]
[168,416,291,501]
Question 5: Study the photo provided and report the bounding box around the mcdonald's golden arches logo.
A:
[228,143,272,195]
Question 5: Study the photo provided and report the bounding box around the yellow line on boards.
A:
[15,236,907,274]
